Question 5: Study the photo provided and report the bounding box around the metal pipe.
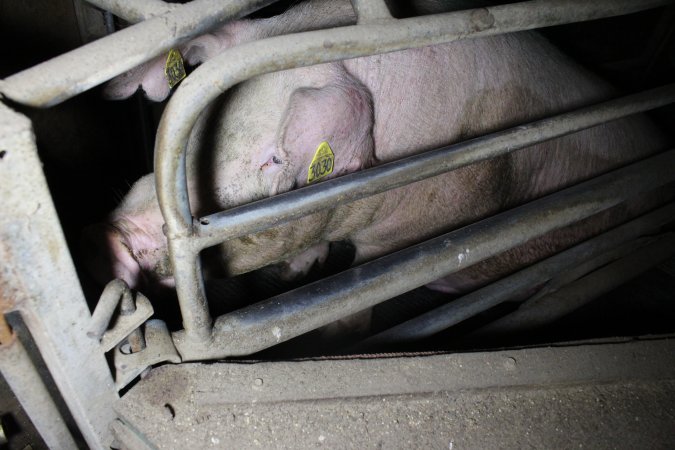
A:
[0,333,79,449]
[85,0,176,23]
[0,0,278,107]
[469,232,675,338]
[193,84,675,250]
[171,149,675,360]
[87,278,131,341]
[155,0,673,342]
[350,0,392,23]
[359,203,675,347]
[119,286,146,353]
[168,238,213,343]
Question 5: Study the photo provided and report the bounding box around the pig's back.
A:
[344,31,667,203]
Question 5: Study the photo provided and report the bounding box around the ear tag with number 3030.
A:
[307,141,335,184]
[165,48,186,89]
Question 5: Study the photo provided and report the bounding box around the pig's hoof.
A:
[279,242,330,280]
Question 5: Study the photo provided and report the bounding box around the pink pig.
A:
[83,0,666,310]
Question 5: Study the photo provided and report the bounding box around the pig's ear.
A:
[103,34,223,101]
[103,55,170,101]
[279,77,374,188]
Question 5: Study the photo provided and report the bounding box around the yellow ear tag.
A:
[307,141,335,184]
[165,48,186,89]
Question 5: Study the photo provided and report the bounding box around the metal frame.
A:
[152,0,675,357]
[1,0,674,446]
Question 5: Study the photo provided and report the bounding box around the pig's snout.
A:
[81,223,142,288]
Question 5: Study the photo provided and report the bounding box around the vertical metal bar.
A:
[350,0,392,23]
[0,104,117,449]
[0,332,79,450]
[169,238,213,344]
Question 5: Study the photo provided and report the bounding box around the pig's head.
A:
[84,63,374,290]
[81,174,174,291]
[190,64,375,275]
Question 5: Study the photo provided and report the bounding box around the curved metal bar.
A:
[0,0,278,107]
[155,0,673,344]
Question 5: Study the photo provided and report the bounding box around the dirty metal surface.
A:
[115,337,675,448]
[0,104,117,449]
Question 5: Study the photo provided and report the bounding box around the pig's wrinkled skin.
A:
[84,1,666,303]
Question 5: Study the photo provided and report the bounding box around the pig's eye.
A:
[260,155,283,170]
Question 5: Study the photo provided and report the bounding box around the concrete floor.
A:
[113,337,675,449]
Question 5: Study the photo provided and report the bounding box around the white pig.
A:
[83,0,666,315]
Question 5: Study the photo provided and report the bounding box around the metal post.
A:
[0,326,79,450]
[0,104,118,449]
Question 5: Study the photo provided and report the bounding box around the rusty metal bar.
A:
[85,0,176,23]
[359,203,675,347]
[0,0,278,107]
[156,0,673,345]
[171,149,675,360]
[0,331,79,449]
[0,104,117,449]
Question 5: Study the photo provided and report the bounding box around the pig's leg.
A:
[105,0,356,100]
[278,241,330,280]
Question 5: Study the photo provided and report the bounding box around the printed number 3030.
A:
[311,158,333,179]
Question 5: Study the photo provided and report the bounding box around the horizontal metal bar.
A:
[470,232,675,338]
[157,0,672,240]
[85,0,176,23]
[193,83,675,250]
[0,334,79,450]
[0,0,278,107]
[171,149,675,360]
[358,203,675,347]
